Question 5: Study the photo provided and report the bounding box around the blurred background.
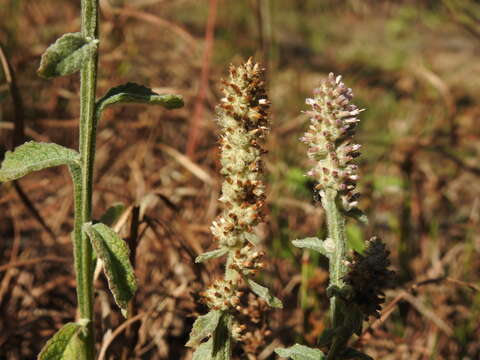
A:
[0,0,479,359]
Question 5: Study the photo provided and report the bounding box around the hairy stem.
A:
[72,0,99,358]
[322,189,347,328]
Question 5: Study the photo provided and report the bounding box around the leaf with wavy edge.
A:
[0,141,80,183]
[38,32,97,79]
[96,83,183,115]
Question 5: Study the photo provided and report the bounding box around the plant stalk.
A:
[72,0,99,358]
[321,189,347,329]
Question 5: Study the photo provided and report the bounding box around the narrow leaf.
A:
[0,141,80,183]
[247,279,283,308]
[195,248,229,263]
[38,32,97,79]
[186,310,222,347]
[38,323,84,360]
[340,348,374,360]
[83,222,137,316]
[292,237,328,255]
[275,344,325,360]
[96,83,184,114]
[192,338,214,360]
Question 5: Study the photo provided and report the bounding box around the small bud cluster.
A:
[210,58,269,250]
[344,237,395,318]
[301,73,364,211]
[200,279,242,312]
[230,243,266,276]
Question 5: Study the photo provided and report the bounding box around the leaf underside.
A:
[38,32,97,79]
[275,344,325,360]
[83,222,137,316]
[38,322,84,360]
[0,141,80,183]
[96,82,184,113]
[195,248,229,263]
[186,310,222,347]
[247,279,283,308]
[292,237,328,255]
[192,338,214,360]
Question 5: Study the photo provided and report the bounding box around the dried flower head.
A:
[301,73,364,211]
[210,58,269,261]
[344,237,395,318]
[201,279,242,312]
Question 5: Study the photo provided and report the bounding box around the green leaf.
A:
[292,237,328,256]
[340,348,374,360]
[83,222,137,316]
[275,344,325,360]
[192,338,214,360]
[212,313,232,360]
[96,83,184,115]
[195,248,229,263]
[38,323,85,360]
[247,279,283,308]
[346,224,365,254]
[38,32,97,79]
[0,141,80,183]
[99,203,126,226]
[186,310,222,347]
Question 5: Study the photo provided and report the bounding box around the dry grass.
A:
[1,0,479,359]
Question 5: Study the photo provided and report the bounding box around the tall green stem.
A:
[72,0,99,358]
[322,189,347,328]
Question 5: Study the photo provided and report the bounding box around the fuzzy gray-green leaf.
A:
[83,222,137,316]
[212,313,232,360]
[247,279,283,308]
[96,83,184,115]
[186,310,222,347]
[0,141,80,183]
[38,322,84,360]
[275,344,325,360]
[292,237,328,255]
[192,338,214,360]
[38,32,97,79]
[195,248,229,263]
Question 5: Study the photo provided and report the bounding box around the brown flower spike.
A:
[344,237,395,318]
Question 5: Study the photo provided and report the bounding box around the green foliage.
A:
[211,314,232,360]
[246,279,283,308]
[186,310,222,347]
[195,248,229,263]
[38,323,86,360]
[83,222,137,317]
[275,344,325,360]
[0,141,80,183]
[292,237,328,256]
[192,338,214,360]
[98,203,126,226]
[96,83,184,115]
[37,32,97,79]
